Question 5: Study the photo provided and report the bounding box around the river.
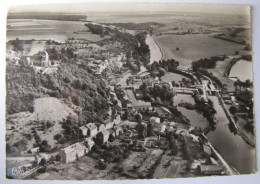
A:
[146,35,256,174]
[207,96,256,174]
[138,34,163,73]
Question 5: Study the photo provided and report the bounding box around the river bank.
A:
[144,31,256,174]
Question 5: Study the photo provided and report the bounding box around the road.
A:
[164,161,181,178]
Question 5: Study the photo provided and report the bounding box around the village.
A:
[5,14,254,180]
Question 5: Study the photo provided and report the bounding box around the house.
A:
[160,124,166,133]
[86,123,98,137]
[28,147,40,154]
[132,100,152,111]
[156,107,172,118]
[84,137,95,150]
[103,119,114,129]
[113,115,121,125]
[150,117,160,124]
[200,165,223,175]
[222,94,231,100]
[127,108,139,121]
[35,153,50,165]
[79,126,89,137]
[169,122,177,127]
[209,157,218,165]
[114,126,123,136]
[98,124,106,132]
[60,143,87,163]
[203,145,212,156]
[108,129,116,138]
[20,51,50,67]
[96,130,110,145]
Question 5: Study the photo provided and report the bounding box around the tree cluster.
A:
[192,55,226,71]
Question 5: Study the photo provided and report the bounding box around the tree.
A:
[39,158,47,166]
[135,113,142,123]
[40,140,51,152]
[147,122,154,137]
[172,81,176,87]
[158,68,166,78]
[136,123,146,139]
[229,106,237,114]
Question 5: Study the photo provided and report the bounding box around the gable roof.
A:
[61,143,86,154]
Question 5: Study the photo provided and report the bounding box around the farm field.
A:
[154,34,245,69]
[7,19,107,42]
[161,72,189,83]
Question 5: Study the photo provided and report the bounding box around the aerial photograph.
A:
[5,2,255,180]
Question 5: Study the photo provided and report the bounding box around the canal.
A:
[207,96,256,174]
[146,35,256,174]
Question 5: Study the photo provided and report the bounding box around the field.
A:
[7,19,107,42]
[154,34,245,69]
[161,72,189,83]
[207,57,237,92]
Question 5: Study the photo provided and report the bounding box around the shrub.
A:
[54,133,62,141]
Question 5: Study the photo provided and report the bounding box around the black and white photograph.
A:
[3,1,258,182]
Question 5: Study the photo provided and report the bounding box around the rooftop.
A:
[61,142,86,154]
[86,123,97,130]
[200,165,223,172]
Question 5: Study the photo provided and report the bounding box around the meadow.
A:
[154,34,245,69]
[7,19,106,43]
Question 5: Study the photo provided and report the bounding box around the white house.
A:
[60,143,87,163]
[86,123,98,137]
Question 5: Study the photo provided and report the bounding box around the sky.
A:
[8,2,250,15]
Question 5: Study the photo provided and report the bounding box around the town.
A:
[5,6,255,180]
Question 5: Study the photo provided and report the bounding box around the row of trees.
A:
[193,94,217,130]
[147,59,179,72]
[192,55,226,71]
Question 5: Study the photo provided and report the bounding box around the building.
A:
[209,157,218,165]
[114,126,123,136]
[132,100,152,111]
[200,165,223,175]
[79,126,89,137]
[160,124,166,133]
[125,89,152,111]
[60,143,87,163]
[203,145,212,156]
[28,147,40,154]
[96,130,110,145]
[155,106,172,118]
[103,119,114,129]
[150,117,160,124]
[86,123,98,137]
[98,124,106,132]
[84,137,95,150]
[20,51,50,67]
